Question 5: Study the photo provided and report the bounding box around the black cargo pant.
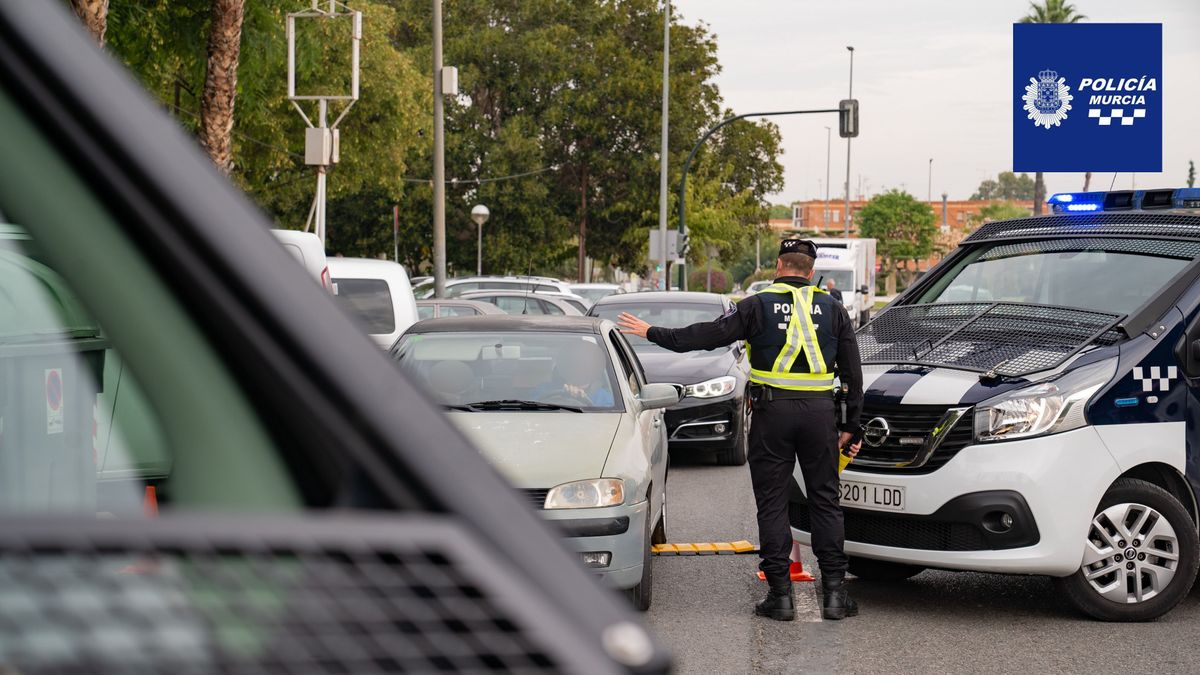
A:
[748,394,847,591]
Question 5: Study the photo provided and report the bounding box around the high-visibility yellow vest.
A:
[747,283,835,392]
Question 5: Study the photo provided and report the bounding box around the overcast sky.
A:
[680,0,1200,204]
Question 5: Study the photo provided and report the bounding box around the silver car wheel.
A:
[1080,502,1180,604]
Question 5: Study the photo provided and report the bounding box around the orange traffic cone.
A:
[143,485,159,517]
[756,541,816,583]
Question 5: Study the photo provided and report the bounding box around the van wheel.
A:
[627,515,655,611]
[1055,478,1199,621]
[848,556,925,581]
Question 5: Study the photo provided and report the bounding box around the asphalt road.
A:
[645,456,1200,674]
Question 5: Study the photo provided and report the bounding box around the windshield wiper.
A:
[462,399,583,413]
[442,403,478,412]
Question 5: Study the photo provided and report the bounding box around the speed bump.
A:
[651,541,759,556]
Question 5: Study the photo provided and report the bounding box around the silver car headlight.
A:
[973,357,1117,442]
[544,478,625,509]
[684,376,737,399]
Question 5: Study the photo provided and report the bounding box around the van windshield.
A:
[915,239,1193,315]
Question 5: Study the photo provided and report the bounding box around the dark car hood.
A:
[635,348,734,384]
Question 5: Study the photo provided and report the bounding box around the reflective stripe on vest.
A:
[747,282,834,392]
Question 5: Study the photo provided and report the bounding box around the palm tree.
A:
[1020,0,1087,212]
[69,0,109,46]
[198,0,246,175]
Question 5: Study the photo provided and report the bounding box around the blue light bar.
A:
[1047,189,1200,214]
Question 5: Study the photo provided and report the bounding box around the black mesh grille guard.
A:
[857,302,1123,377]
[963,212,1200,244]
[0,513,636,675]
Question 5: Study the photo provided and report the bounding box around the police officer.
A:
[617,239,864,621]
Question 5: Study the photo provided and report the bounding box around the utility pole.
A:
[658,0,670,289]
[844,46,854,238]
[287,0,361,247]
[824,126,831,230]
[928,158,933,204]
[432,0,447,297]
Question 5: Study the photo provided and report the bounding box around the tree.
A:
[966,201,1031,232]
[769,204,792,219]
[971,172,1034,200]
[198,0,245,174]
[69,0,110,45]
[857,190,937,295]
[1020,0,1086,214]
[1189,160,1196,189]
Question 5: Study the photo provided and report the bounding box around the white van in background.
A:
[328,258,420,349]
[271,229,334,293]
[811,237,877,327]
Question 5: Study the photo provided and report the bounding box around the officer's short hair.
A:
[778,252,815,275]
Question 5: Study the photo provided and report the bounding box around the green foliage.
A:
[689,268,730,294]
[857,191,937,290]
[103,0,782,276]
[1019,0,1086,23]
[106,0,429,233]
[966,201,1032,232]
[1189,160,1196,189]
[769,204,792,219]
[971,171,1035,200]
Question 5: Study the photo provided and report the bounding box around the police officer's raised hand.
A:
[617,312,651,338]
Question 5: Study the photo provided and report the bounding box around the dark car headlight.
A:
[684,376,737,399]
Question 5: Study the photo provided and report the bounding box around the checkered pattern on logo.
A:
[1132,365,1176,392]
[1088,108,1146,126]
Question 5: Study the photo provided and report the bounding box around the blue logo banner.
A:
[1013,23,1162,172]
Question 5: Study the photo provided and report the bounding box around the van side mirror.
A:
[859,285,869,295]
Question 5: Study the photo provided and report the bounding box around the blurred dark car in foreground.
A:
[0,4,668,673]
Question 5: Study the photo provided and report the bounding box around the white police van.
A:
[790,188,1200,620]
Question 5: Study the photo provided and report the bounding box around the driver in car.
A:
[533,339,614,407]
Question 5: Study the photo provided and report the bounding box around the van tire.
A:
[848,556,925,581]
[1055,478,1199,621]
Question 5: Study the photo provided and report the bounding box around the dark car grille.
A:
[852,403,973,475]
[790,501,987,551]
[522,488,549,509]
[0,515,598,674]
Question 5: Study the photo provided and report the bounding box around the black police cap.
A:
[778,239,817,258]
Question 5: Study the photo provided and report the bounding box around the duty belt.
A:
[748,383,834,402]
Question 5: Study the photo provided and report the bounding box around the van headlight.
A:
[544,479,625,509]
[684,376,737,398]
[973,357,1116,442]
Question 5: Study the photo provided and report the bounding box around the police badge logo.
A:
[1022,69,1073,129]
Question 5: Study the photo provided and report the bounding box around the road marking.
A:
[652,540,758,556]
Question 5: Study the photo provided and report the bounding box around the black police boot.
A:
[820,574,858,620]
[754,586,796,622]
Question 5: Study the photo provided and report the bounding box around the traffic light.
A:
[839,99,859,138]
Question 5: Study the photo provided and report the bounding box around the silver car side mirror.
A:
[639,382,681,410]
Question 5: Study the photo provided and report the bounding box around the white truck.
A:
[810,237,877,327]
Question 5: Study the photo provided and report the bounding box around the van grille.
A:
[852,403,972,475]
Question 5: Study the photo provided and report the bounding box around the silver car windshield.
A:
[915,239,1192,315]
[394,331,623,412]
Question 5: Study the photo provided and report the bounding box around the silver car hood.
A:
[448,412,622,488]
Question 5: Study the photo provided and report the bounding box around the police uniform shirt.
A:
[645,276,864,431]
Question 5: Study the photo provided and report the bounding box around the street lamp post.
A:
[928,158,933,204]
[678,107,840,285]
[824,126,831,230]
[471,204,489,276]
[432,0,447,297]
[843,45,854,238]
[657,0,670,289]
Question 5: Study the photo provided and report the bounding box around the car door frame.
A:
[605,326,666,528]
